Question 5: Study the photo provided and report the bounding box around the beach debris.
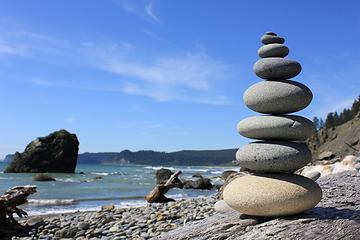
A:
[223,32,322,217]
[0,185,37,238]
[146,170,182,203]
[156,168,183,188]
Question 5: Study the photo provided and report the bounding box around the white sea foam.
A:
[143,166,175,171]
[27,206,101,215]
[167,193,187,199]
[28,199,76,206]
[180,168,209,173]
[91,172,109,176]
[109,171,125,175]
[56,178,81,183]
[115,200,147,208]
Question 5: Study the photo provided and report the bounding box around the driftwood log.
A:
[146,171,182,203]
[0,185,37,238]
[154,171,360,240]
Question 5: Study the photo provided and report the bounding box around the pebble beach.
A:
[12,197,216,240]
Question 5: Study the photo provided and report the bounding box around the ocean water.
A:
[0,162,237,215]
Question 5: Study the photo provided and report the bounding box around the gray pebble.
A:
[254,57,301,79]
[235,141,312,172]
[258,43,289,58]
[237,115,316,141]
[77,222,90,230]
[261,35,285,44]
[243,80,313,114]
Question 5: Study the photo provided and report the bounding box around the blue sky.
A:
[1,0,360,158]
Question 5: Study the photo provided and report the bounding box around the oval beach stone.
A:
[243,80,313,114]
[254,58,301,79]
[258,44,289,58]
[261,35,285,45]
[237,115,315,141]
[235,141,312,172]
[223,174,322,217]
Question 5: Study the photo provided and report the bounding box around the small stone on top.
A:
[265,31,277,36]
[261,35,285,45]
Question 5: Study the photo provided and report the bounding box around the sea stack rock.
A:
[223,32,322,217]
[5,129,79,173]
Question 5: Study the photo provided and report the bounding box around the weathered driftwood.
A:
[154,171,360,240]
[146,171,182,203]
[0,185,37,238]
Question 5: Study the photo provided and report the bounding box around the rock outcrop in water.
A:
[223,32,322,217]
[5,129,79,173]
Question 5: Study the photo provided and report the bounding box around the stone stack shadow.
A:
[223,32,322,217]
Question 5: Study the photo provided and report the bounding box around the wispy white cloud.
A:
[114,120,192,137]
[0,22,235,105]
[312,98,355,118]
[304,53,360,118]
[144,1,162,25]
[0,43,19,55]
[64,117,78,124]
[30,79,55,86]
[142,29,161,40]
[98,51,233,104]
[118,0,163,25]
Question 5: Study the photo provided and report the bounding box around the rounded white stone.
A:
[235,141,312,172]
[243,80,313,114]
[223,174,322,217]
[237,115,316,141]
[214,200,236,214]
[254,58,301,79]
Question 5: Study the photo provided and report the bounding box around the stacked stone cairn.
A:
[223,32,322,217]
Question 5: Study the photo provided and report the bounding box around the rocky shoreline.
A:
[12,197,216,240]
[154,171,360,240]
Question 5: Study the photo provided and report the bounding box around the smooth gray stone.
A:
[265,31,277,36]
[254,58,301,79]
[258,44,289,58]
[235,141,312,172]
[261,35,285,45]
[243,80,313,114]
[237,115,316,141]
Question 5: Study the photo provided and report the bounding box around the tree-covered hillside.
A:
[312,96,359,130]
[77,149,237,166]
